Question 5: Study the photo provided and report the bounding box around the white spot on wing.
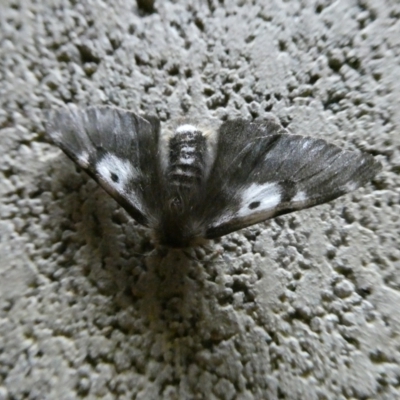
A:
[292,190,307,202]
[237,183,282,218]
[176,124,198,133]
[97,153,138,190]
[97,154,142,210]
[212,213,234,227]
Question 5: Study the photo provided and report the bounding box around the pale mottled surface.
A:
[0,0,399,399]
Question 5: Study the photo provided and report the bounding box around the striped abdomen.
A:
[167,125,206,190]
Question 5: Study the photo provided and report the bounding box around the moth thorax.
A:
[167,127,206,190]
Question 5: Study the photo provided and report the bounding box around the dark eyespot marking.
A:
[110,172,119,182]
[249,201,260,209]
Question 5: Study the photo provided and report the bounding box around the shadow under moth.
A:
[46,105,381,248]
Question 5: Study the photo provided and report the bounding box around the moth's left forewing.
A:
[202,119,381,239]
[46,105,162,227]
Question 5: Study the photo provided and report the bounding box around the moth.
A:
[46,105,381,248]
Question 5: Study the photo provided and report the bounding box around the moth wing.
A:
[46,105,161,226]
[203,118,381,238]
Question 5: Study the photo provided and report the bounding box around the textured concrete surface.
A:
[0,0,399,399]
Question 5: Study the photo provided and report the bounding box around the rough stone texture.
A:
[0,0,399,399]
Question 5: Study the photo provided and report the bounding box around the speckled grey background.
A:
[0,0,399,399]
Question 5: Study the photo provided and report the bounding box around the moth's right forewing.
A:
[202,118,381,239]
[46,105,161,226]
